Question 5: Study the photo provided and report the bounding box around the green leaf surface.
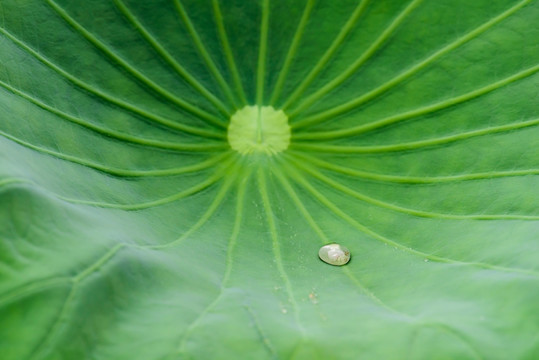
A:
[1,0,538,359]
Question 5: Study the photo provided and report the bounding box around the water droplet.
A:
[318,243,350,266]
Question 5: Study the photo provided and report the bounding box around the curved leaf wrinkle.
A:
[0,0,538,359]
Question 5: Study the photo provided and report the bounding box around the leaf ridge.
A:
[0,26,225,134]
[256,0,270,105]
[113,0,232,115]
[281,0,371,110]
[292,0,532,129]
[280,159,539,278]
[269,0,314,106]
[290,151,539,184]
[172,0,239,109]
[287,155,539,220]
[46,0,225,128]
[294,64,539,135]
[152,164,241,249]
[291,117,539,155]
[0,277,70,309]
[272,162,412,319]
[257,167,306,339]
[290,0,424,117]
[176,169,250,356]
[0,132,228,178]
[52,159,233,210]
[212,0,248,105]
[0,79,226,143]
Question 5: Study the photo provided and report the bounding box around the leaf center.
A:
[227,106,290,155]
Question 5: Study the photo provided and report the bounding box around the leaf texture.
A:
[0,0,538,359]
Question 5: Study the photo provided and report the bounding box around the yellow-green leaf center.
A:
[227,106,290,155]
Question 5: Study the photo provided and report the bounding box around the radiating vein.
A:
[173,0,238,109]
[47,0,226,128]
[290,0,423,117]
[281,0,370,110]
[0,277,70,308]
[290,151,539,184]
[292,0,532,129]
[3,169,226,211]
[0,177,32,188]
[17,168,242,359]
[287,154,539,220]
[212,0,247,105]
[58,159,234,211]
[291,117,539,154]
[28,242,133,360]
[269,0,314,106]
[256,0,270,105]
[28,284,76,360]
[152,160,242,250]
[423,323,484,360]
[280,160,539,278]
[294,64,539,134]
[243,304,278,359]
[176,169,250,355]
[72,243,129,283]
[0,79,225,143]
[0,130,229,177]
[272,162,412,319]
[114,0,231,115]
[0,26,226,133]
[257,167,306,338]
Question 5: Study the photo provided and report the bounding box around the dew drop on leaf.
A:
[318,244,351,266]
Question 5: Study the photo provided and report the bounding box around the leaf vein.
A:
[46,0,225,127]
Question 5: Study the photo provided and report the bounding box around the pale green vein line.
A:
[3,169,224,211]
[152,160,242,250]
[212,0,247,105]
[424,323,483,360]
[291,117,539,154]
[290,0,423,117]
[58,158,234,211]
[257,167,306,337]
[269,0,314,106]
[0,177,32,188]
[0,245,141,312]
[0,130,229,177]
[0,156,232,211]
[280,160,539,278]
[243,303,278,359]
[46,0,226,128]
[290,151,539,184]
[29,284,77,360]
[0,277,70,308]
[114,0,231,115]
[27,242,140,360]
[222,167,251,285]
[257,0,270,105]
[294,64,539,134]
[0,79,225,142]
[72,243,128,283]
[173,0,238,109]
[0,26,227,133]
[287,154,539,221]
[272,162,412,319]
[176,169,250,355]
[292,0,532,129]
[281,0,370,111]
